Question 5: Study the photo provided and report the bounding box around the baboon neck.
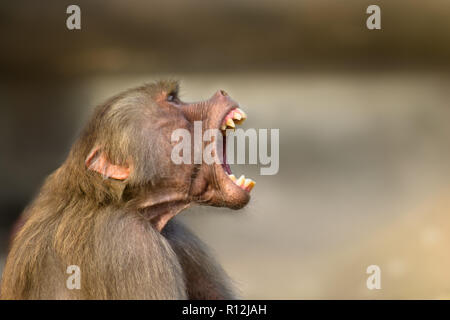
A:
[49,156,126,207]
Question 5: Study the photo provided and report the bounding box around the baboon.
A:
[0,80,255,299]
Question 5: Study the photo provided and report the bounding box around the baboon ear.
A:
[85,148,130,180]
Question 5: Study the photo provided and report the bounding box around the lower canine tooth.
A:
[236,175,245,186]
[244,178,255,191]
[228,174,236,182]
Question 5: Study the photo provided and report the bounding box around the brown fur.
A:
[0,80,245,299]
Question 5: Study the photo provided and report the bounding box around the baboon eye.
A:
[167,92,176,101]
[167,92,180,104]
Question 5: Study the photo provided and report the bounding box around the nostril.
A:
[212,89,230,101]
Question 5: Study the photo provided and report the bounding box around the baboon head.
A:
[68,80,254,230]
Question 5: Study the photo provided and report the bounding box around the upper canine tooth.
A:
[226,118,235,128]
[220,123,227,131]
[228,174,236,182]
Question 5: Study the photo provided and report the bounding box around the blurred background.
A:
[1,0,450,299]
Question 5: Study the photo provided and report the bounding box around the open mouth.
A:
[218,108,255,192]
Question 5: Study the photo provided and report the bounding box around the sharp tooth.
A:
[220,123,226,131]
[236,175,245,186]
[233,108,247,124]
[244,178,255,191]
[228,174,236,182]
[236,108,247,119]
[243,178,253,187]
[226,118,235,128]
[232,111,242,121]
